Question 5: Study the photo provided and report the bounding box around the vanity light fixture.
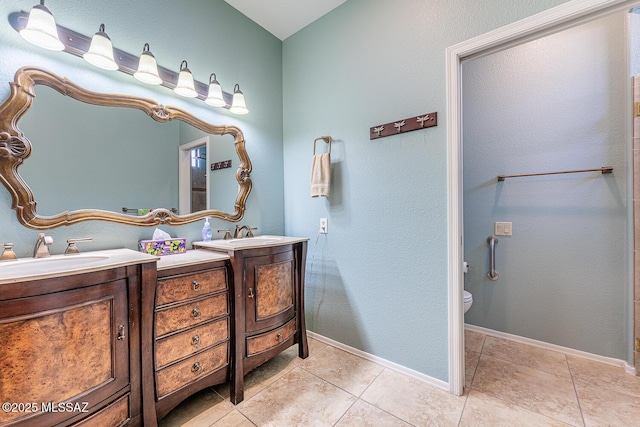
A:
[10,9,249,114]
[19,0,64,51]
[134,43,162,85]
[82,24,118,71]
[174,60,198,98]
[205,73,226,107]
[230,84,249,115]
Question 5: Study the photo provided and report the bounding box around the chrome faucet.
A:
[234,225,256,238]
[33,233,53,258]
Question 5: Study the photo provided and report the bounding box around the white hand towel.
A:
[310,153,331,197]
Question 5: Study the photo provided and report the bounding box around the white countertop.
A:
[0,248,157,284]
[157,249,230,271]
[193,235,309,252]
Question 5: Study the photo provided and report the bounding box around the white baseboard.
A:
[307,331,450,392]
[464,324,637,376]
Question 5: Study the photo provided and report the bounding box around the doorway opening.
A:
[179,136,210,215]
[446,0,640,396]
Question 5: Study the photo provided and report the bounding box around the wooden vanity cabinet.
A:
[0,262,155,427]
[194,240,309,404]
[148,258,231,422]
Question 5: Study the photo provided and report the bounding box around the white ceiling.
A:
[224,0,347,40]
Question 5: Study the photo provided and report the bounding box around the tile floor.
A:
[159,330,640,426]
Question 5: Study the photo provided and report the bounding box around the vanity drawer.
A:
[155,293,228,337]
[73,393,130,427]
[155,317,229,369]
[156,268,227,306]
[246,319,296,356]
[156,342,229,399]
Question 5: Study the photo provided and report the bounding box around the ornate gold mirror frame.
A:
[0,66,251,229]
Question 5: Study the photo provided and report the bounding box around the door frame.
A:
[178,136,210,215]
[445,0,639,396]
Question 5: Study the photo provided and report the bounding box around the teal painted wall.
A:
[5,0,627,384]
[282,0,570,381]
[462,13,630,361]
[0,0,284,255]
[19,85,180,215]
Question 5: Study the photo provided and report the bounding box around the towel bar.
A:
[497,166,613,182]
[313,136,332,155]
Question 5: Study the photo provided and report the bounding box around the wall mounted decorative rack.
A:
[370,112,437,140]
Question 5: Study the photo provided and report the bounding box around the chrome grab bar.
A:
[487,236,499,281]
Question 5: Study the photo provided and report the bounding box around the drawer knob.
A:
[191,334,200,347]
[192,307,201,319]
[191,362,202,375]
[192,280,201,292]
[276,332,282,342]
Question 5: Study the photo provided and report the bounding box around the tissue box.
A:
[138,238,186,256]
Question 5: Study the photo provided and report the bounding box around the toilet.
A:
[463,290,473,313]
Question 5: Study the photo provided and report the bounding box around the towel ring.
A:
[313,136,332,155]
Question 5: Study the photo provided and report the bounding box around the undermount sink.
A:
[222,236,284,246]
[0,254,110,277]
[194,235,308,251]
[0,249,157,283]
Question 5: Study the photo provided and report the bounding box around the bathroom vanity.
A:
[0,67,310,424]
[194,236,309,404]
[147,250,232,422]
[0,249,156,427]
[0,242,307,425]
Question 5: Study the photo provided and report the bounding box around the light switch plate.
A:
[495,222,512,236]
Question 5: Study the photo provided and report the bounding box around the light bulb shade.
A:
[19,2,64,51]
[230,84,248,114]
[174,60,197,98]
[205,73,226,107]
[134,43,162,85]
[82,24,118,70]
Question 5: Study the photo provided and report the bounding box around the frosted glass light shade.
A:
[134,43,162,85]
[83,24,118,70]
[174,61,197,98]
[205,73,226,107]
[19,2,64,51]
[230,84,248,115]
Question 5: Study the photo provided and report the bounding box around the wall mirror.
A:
[0,66,252,229]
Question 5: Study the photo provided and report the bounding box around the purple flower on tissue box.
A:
[138,238,186,256]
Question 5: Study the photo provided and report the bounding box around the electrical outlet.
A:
[320,218,328,234]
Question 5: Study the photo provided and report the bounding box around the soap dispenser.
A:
[202,217,213,242]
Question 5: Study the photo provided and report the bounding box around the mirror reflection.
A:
[0,66,251,229]
[19,85,237,216]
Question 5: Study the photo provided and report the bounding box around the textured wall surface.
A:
[4,0,625,383]
[282,0,570,381]
[0,0,284,255]
[462,13,630,360]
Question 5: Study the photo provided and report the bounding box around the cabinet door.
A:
[244,250,296,333]
[0,280,129,426]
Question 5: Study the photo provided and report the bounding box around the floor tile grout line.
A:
[566,356,587,427]
[233,366,306,423]
[470,335,587,426]
[297,356,387,399]
[455,383,470,427]
[354,367,420,427]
